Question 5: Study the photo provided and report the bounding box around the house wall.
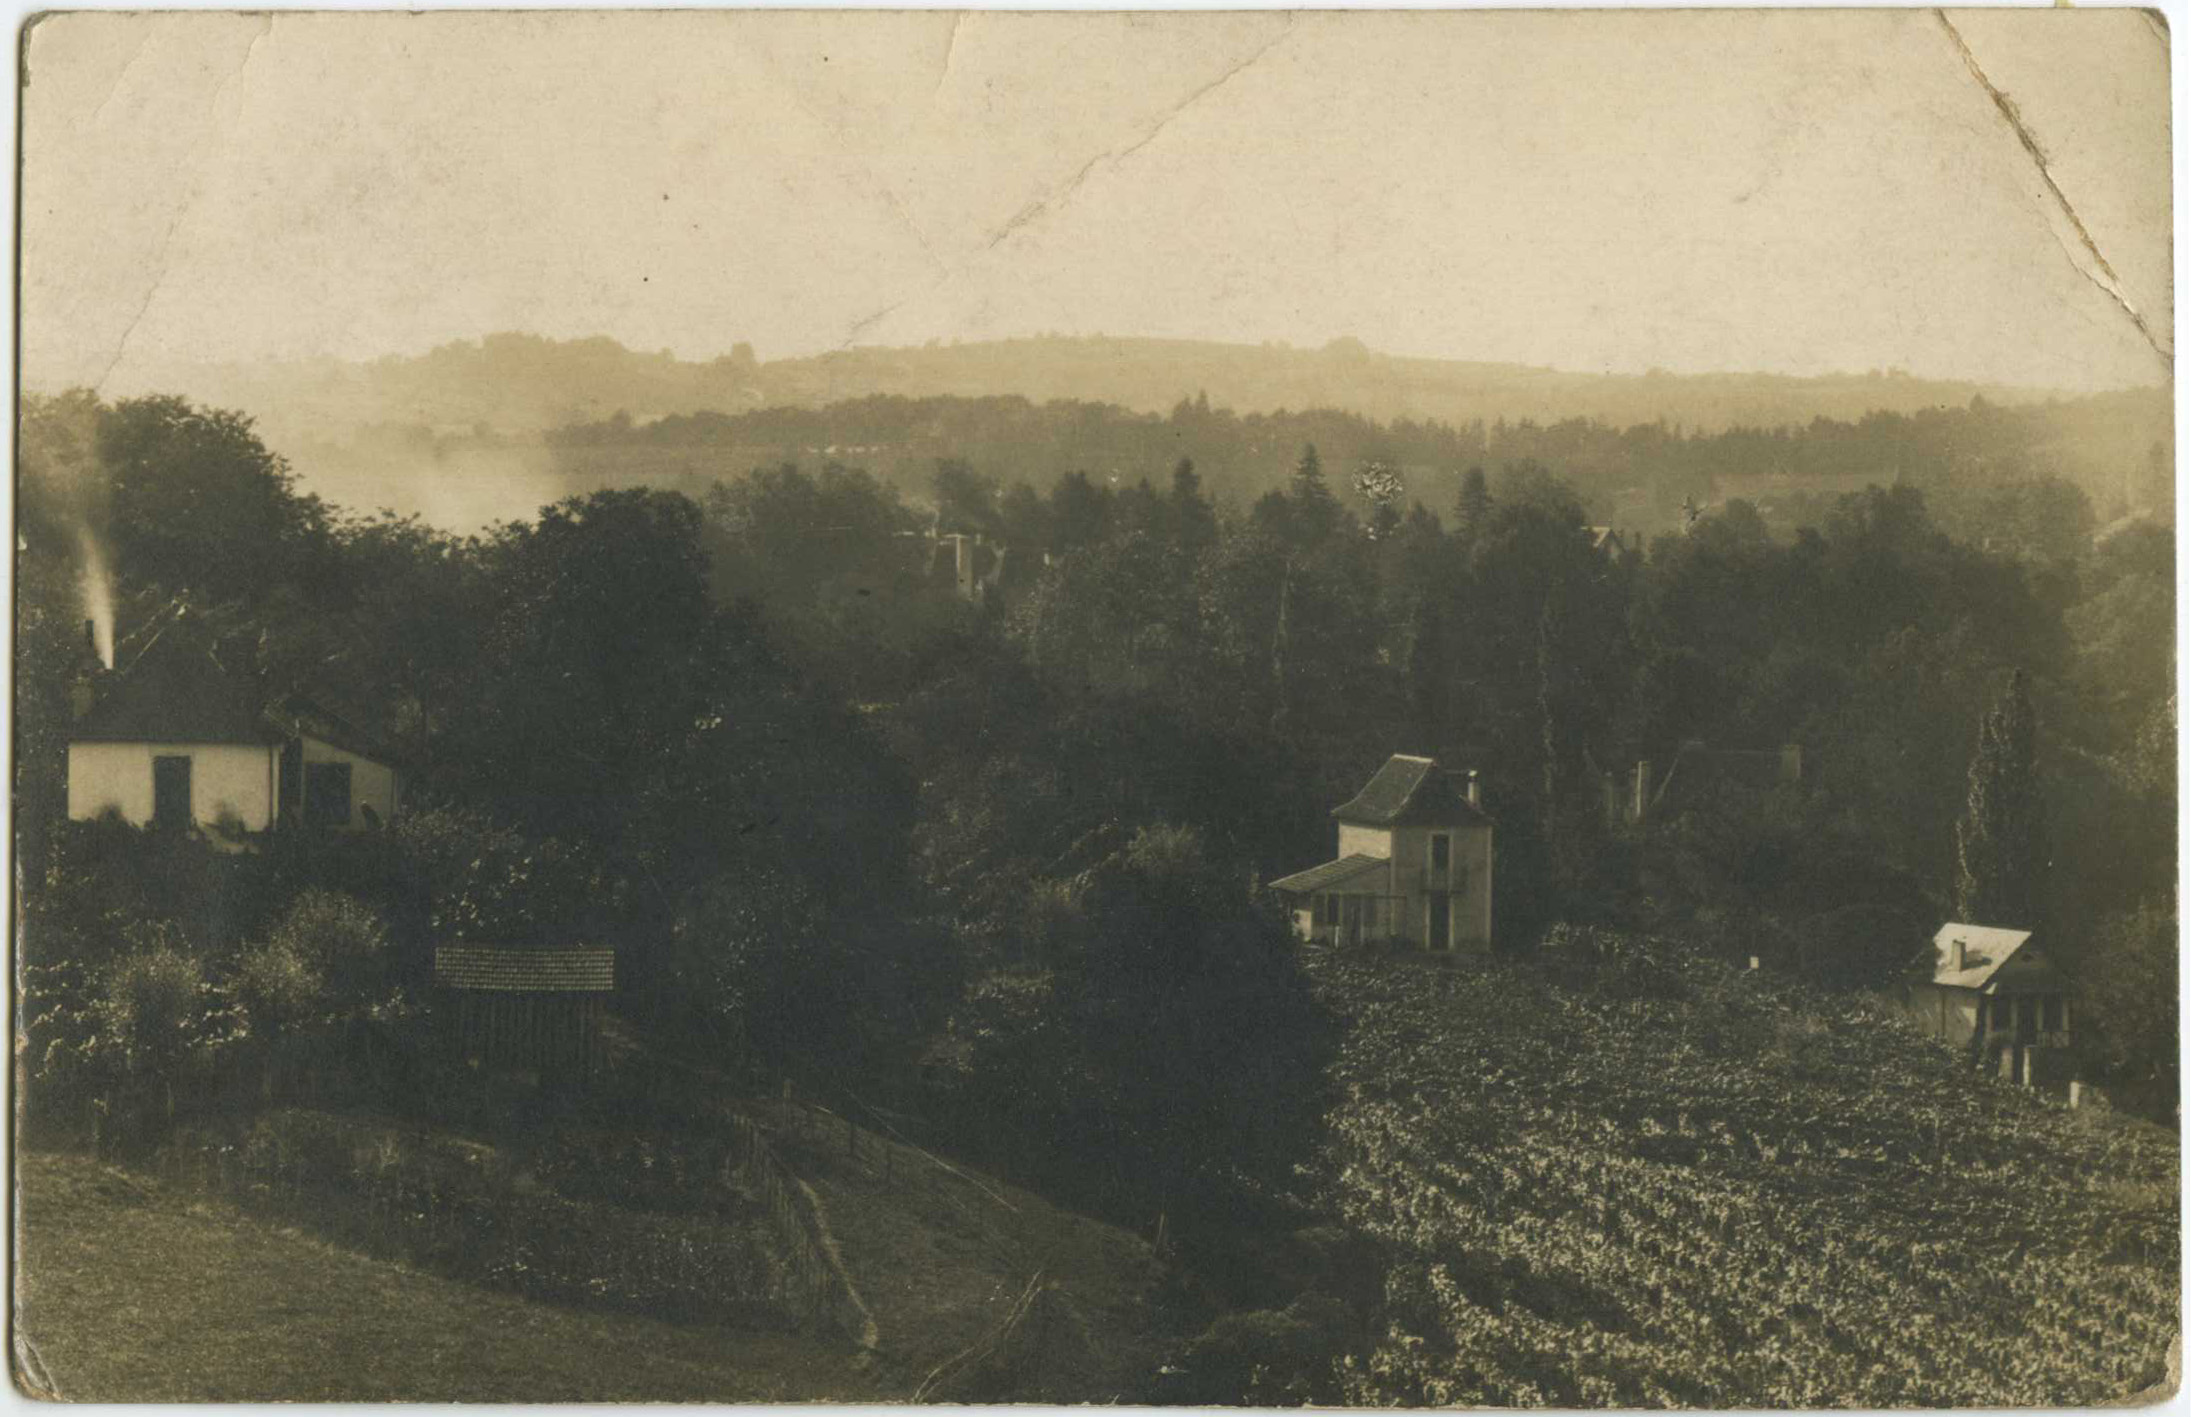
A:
[1903,983,1982,1048]
[68,740,277,831]
[1337,823,1393,859]
[301,736,400,828]
[1379,823,1494,950]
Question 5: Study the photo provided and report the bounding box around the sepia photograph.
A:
[9,7,2181,1405]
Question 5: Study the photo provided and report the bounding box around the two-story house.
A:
[1271,754,1493,952]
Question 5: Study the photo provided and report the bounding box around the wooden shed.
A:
[434,946,615,1085]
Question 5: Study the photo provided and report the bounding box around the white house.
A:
[1898,923,2074,1087]
[67,614,403,840]
[1270,754,1493,952]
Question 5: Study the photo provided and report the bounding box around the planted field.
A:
[13,1151,874,1402]
[1310,943,2179,1408]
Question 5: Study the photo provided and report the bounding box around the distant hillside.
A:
[106,332,2143,444]
[93,334,2170,534]
[1307,937,2178,1407]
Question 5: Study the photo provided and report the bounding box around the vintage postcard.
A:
[11,7,2178,1405]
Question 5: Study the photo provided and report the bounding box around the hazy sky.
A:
[20,9,2173,392]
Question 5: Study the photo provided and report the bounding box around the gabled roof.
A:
[69,624,281,746]
[1332,755,1492,828]
[1269,853,1388,894]
[1919,923,2061,992]
[74,601,404,765]
[267,687,406,767]
[434,947,616,994]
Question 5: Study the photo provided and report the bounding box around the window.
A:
[304,761,354,827]
[1430,833,1451,874]
[152,755,192,830]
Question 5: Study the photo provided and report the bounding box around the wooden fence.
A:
[723,1112,880,1354]
[144,1119,784,1327]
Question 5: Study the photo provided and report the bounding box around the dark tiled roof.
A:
[434,947,616,994]
[70,627,281,746]
[1332,755,1492,827]
[1269,853,1388,894]
[75,603,404,765]
[269,688,405,766]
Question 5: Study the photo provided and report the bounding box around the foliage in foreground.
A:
[1307,936,2178,1408]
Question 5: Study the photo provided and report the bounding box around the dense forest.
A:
[255,380,2169,548]
[14,384,2177,1397]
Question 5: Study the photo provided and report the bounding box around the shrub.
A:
[98,941,209,1072]
[264,887,391,1000]
[231,940,325,1031]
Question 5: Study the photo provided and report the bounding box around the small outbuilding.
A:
[434,946,616,1086]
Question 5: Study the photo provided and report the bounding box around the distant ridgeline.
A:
[534,388,2170,542]
[127,334,2169,537]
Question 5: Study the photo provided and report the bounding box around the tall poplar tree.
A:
[1454,465,1493,545]
[1953,669,2045,926]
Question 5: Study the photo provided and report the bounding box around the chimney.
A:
[1466,769,1481,807]
[1947,937,1966,972]
[1632,759,1652,822]
[70,619,101,719]
[952,534,974,598]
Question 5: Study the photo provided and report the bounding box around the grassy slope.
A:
[13,1152,876,1402]
[1310,946,2179,1408]
[758,1099,1170,1401]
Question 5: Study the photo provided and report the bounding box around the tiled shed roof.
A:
[434,947,616,993]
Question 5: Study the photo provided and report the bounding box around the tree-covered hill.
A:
[1303,936,2178,1408]
[103,332,2152,441]
[91,334,2169,535]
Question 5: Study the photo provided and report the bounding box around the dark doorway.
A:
[1427,893,1451,951]
[279,740,303,818]
[152,755,192,830]
[305,761,353,827]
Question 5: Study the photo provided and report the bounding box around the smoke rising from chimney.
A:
[76,526,114,669]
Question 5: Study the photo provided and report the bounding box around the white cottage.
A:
[1270,754,1493,952]
[66,615,403,840]
[1899,922,2074,1087]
